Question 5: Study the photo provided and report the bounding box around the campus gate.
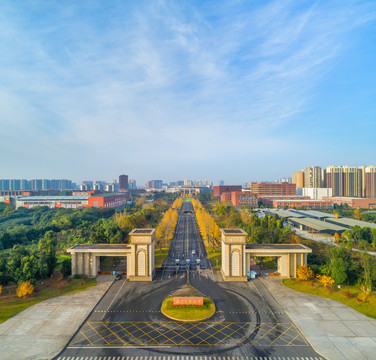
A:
[67,228,155,281]
[220,228,312,281]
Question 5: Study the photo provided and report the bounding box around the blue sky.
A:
[1,0,376,185]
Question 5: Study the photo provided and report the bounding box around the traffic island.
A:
[160,284,216,322]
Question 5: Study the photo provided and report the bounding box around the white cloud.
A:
[0,0,375,181]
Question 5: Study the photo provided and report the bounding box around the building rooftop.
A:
[69,244,131,250]
[326,217,376,230]
[221,229,248,235]
[246,244,307,250]
[289,217,347,232]
[17,196,88,201]
[269,209,305,218]
[291,210,336,219]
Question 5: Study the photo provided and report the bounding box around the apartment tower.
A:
[304,166,322,188]
[365,166,376,198]
[292,170,304,188]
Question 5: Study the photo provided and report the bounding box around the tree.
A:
[38,231,57,278]
[361,252,375,292]
[16,281,34,298]
[330,257,348,284]
[21,255,39,284]
[8,245,28,283]
[296,265,314,280]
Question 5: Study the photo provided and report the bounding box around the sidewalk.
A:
[0,276,113,360]
[263,277,376,360]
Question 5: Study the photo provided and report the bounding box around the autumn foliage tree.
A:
[316,274,335,287]
[155,208,179,248]
[193,199,221,247]
[16,281,34,298]
[296,265,315,281]
[172,197,183,211]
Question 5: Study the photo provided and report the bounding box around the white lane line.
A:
[101,279,127,320]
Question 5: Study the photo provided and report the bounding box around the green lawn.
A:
[0,277,97,324]
[207,247,221,268]
[161,297,215,321]
[155,248,169,267]
[283,279,376,319]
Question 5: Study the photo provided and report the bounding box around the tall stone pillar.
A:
[91,255,98,277]
[220,229,248,281]
[128,229,155,281]
[71,253,77,275]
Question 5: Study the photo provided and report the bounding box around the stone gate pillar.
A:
[221,228,248,281]
[128,229,155,281]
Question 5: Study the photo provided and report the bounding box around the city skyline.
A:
[1,1,376,184]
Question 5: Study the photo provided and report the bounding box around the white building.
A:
[296,187,332,200]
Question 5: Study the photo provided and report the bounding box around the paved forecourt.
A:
[55,200,324,360]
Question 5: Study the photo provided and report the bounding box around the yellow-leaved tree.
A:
[316,274,335,287]
[17,281,34,298]
[296,265,314,281]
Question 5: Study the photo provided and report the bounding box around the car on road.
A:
[196,259,201,265]
[192,250,196,256]
[115,273,122,280]
[175,259,180,266]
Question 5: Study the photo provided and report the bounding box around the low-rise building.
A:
[322,196,376,209]
[296,187,333,200]
[250,182,296,196]
[15,192,129,209]
[213,185,242,197]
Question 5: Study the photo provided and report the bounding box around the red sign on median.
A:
[173,297,204,306]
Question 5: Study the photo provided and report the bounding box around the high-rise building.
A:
[365,166,376,198]
[358,166,367,197]
[304,166,322,188]
[292,171,304,188]
[145,180,163,189]
[119,174,128,191]
[343,166,362,197]
[326,166,343,196]
[128,179,137,189]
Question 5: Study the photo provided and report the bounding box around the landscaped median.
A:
[161,296,216,322]
[282,278,376,319]
[161,283,216,322]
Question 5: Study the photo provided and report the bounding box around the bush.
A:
[296,265,314,281]
[344,290,352,299]
[33,287,41,293]
[67,276,73,283]
[73,274,82,279]
[79,281,85,286]
[316,274,335,287]
[17,281,34,298]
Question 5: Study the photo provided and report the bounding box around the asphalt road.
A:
[54,201,325,360]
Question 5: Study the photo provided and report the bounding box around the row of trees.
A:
[193,199,221,247]
[155,208,179,248]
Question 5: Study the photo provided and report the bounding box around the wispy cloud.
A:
[0,0,375,181]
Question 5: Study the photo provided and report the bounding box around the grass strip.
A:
[0,278,97,324]
[283,279,376,319]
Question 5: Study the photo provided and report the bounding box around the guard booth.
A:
[68,228,155,281]
[221,228,312,281]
